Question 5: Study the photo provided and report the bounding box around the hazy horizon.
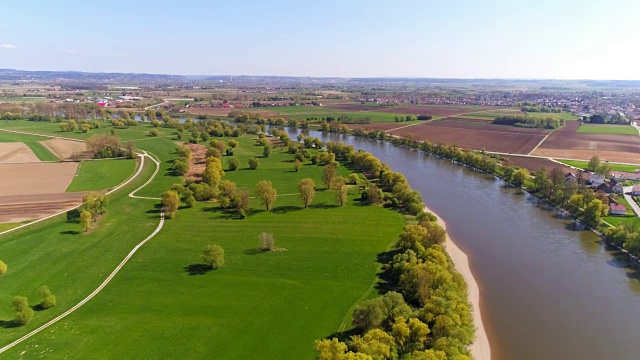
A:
[2,0,639,80]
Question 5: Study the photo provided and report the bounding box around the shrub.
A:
[11,296,34,326]
[228,139,238,148]
[0,260,6,275]
[202,244,225,269]
[39,286,56,309]
[248,157,260,170]
[149,129,160,137]
[228,157,240,171]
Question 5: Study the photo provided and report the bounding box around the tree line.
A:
[492,115,565,129]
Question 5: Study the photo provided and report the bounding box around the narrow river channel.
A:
[291,129,640,360]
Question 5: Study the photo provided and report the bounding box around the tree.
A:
[314,338,369,360]
[348,173,360,185]
[502,165,516,184]
[202,244,225,269]
[149,129,160,137]
[583,199,605,227]
[350,329,397,360]
[206,147,222,160]
[263,144,272,158]
[173,159,189,175]
[322,163,338,189]
[228,157,240,171]
[38,286,56,309]
[511,168,530,187]
[293,159,302,172]
[232,190,251,218]
[298,178,316,208]
[161,190,180,218]
[596,163,613,177]
[248,157,260,170]
[228,139,238,148]
[587,155,601,172]
[0,260,6,275]
[80,210,92,232]
[11,296,34,326]
[256,180,277,211]
[333,176,348,206]
[218,180,237,209]
[260,232,275,251]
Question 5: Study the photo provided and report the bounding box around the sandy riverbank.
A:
[423,205,491,360]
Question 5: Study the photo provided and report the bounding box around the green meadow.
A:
[0,120,406,358]
[577,124,639,135]
[66,158,138,192]
[557,159,640,171]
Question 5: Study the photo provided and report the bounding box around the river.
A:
[289,129,640,360]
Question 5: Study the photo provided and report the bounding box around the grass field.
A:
[577,124,639,135]
[246,106,415,123]
[0,120,176,142]
[66,158,138,192]
[557,159,640,172]
[0,131,58,161]
[0,125,407,358]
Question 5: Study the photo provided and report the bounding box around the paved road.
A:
[623,186,640,217]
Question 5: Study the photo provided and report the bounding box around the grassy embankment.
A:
[0,131,58,161]
[577,124,639,135]
[557,159,640,172]
[0,123,406,359]
[66,159,138,192]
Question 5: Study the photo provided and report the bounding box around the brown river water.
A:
[296,129,640,360]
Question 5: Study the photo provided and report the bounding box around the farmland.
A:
[534,121,640,163]
[502,155,573,174]
[389,119,548,154]
[0,131,58,161]
[0,125,408,359]
[577,124,639,135]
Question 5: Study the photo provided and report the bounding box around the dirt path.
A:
[423,205,491,360]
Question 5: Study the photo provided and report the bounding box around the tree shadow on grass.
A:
[325,327,361,343]
[374,249,403,294]
[272,205,303,214]
[183,264,212,275]
[60,230,81,236]
[31,304,47,312]
[309,203,339,210]
[0,320,18,329]
[244,247,267,255]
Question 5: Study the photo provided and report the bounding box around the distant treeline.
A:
[492,115,565,129]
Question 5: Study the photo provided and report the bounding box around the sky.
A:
[0,0,638,79]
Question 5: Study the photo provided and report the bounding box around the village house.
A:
[596,182,613,194]
[587,173,605,186]
[609,203,628,216]
[564,172,577,184]
[632,185,640,196]
[612,182,624,194]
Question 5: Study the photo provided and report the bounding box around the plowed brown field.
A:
[0,142,39,163]
[0,162,78,195]
[389,122,546,154]
[41,138,88,160]
[502,156,572,174]
[0,192,86,223]
[535,121,640,163]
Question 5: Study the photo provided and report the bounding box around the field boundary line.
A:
[0,212,165,355]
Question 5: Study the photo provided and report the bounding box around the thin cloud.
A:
[0,44,16,49]
[66,50,79,55]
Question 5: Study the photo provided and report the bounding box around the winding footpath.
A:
[0,130,165,354]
